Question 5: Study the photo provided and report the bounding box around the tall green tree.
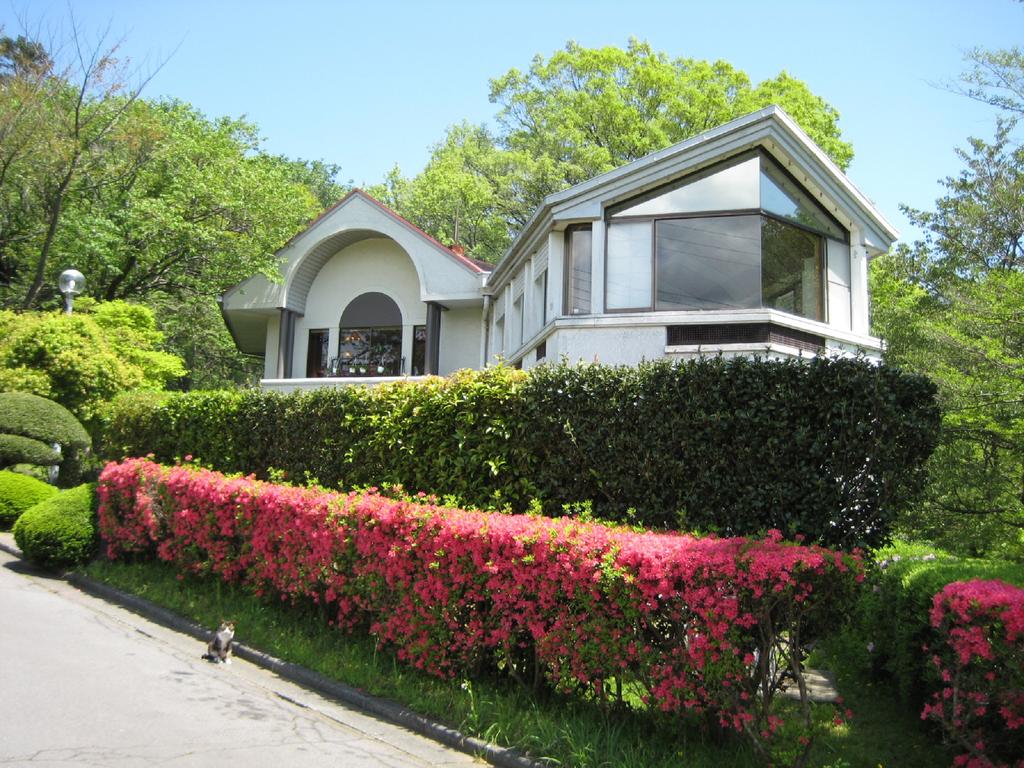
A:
[0,26,344,387]
[872,71,1024,556]
[56,99,320,303]
[384,39,853,262]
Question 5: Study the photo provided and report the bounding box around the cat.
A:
[202,621,235,664]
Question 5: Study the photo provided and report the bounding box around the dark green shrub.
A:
[101,358,940,550]
[0,392,91,449]
[0,392,92,485]
[850,542,1024,703]
[0,469,58,528]
[13,484,97,568]
[0,434,61,466]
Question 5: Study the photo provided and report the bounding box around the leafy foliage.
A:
[0,469,57,527]
[0,391,91,483]
[0,302,184,423]
[847,542,1024,706]
[0,433,60,466]
[0,29,341,386]
[871,116,1024,558]
[102,358,939,551]
[376,40,853,261]
[13,483,96,567]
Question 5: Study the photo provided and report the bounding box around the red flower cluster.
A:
[97,458,862,760]
[923,579,1024,768]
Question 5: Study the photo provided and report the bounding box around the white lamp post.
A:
[58,269,84,315]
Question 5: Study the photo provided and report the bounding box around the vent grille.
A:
[666,323,824,353]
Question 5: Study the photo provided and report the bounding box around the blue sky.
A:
[4,0,1022,245]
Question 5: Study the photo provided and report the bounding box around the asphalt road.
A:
[0,548,481,767]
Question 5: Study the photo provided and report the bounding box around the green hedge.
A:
[13,484,97,568]
[0,470,58,528]
[102,357,940,550]
[849,541,1024,704]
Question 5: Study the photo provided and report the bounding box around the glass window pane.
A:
[760,159,844,239]
[412,325,426,375]
[612,155,759,218]
[761,216,824,321]
[606,221,653,310]
[655,216,761,311]
[565,228,592,315]
[338,327,402,376]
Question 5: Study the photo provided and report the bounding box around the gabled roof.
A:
[287,189,492,275]
[486,106,898,288]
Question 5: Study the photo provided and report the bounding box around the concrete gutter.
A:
[0,533,546,768]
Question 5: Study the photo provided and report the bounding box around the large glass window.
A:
[612,153,759,218]
[606,220,653,310]
[760,161,844,239]
[602,152,840,323]
[761,216,823,319]
[337,292,403,377]
[655,216,760,311]
[337,327,402,376]
[564,226,592,315]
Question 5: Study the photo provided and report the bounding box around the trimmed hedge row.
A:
[101,358,940,550]
[98,458,864,765]
[13,484,97,568]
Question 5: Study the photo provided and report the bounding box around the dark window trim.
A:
[666,322,825,354]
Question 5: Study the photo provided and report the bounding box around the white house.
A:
[220,106,897,390]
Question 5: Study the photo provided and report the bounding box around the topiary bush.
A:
[0,392,91,449]
[13,484,96,568]
[0,392,92,486]
[0,434,61,466]
[0,469,58,528]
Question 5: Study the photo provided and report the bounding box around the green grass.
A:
[81,557,952,768]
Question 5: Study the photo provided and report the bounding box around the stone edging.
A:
[0,537,545,768]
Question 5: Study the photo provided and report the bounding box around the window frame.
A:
[601,151,846,321]
[563,224,593,316]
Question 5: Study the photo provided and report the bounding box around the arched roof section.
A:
[281,190,489,314]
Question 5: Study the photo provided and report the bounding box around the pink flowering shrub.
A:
[98,458,863,766]
[923,580,1024,768]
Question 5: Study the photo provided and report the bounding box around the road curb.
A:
[0,537,544,768]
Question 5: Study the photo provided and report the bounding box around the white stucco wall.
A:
[550,325,665,366]
[439,306,484,375]
[292,238,425,376]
